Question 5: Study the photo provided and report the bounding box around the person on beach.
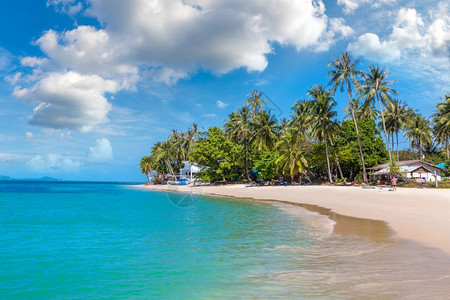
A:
[391,176,397,191]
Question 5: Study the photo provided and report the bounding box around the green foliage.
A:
[190,126,243,181]
[336,118,388,177]
[253,151,279,180]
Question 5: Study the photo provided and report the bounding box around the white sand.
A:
[141,184,450,255]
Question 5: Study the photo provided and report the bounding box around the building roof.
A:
[369,160,446,171]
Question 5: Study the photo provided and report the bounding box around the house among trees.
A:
[370,160,446,182]
[180,161,204,183]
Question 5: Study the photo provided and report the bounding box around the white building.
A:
[371,160,446,182]
[179,161,204,183]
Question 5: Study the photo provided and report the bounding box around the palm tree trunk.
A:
[145,173,151,184]
[376,94,392,166]
[330,140,343,179]
[396,130,399,161]
[245,139,250,181]
[324,134,333,183]
[391,134,394,154]
[419,139,423,161]
[447,140,449,160]
[346,80,367,182]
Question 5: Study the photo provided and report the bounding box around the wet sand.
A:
[141,184,450,255]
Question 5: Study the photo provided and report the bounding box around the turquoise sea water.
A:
[1,182,449,299]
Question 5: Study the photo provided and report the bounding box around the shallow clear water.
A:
[0,182,449,299]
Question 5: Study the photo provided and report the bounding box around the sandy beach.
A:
[142,184,450,255]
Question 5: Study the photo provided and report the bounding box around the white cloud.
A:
[25,132,34,138]
[0,47,13,71]
[338,0,396,14]
[216,100,229,109]
[347,33,401,62]
[87,138,113,163]
[13,71,119,132]
[13,0,353,133]
[26,154,81,173]
[348,6,450,62]
[202,113,217,118]
[57,0,346,75]
[20,57,48,68]
[47,0,83,15]
[0,153,29,164]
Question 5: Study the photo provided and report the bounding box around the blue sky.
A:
[0,0,449,181]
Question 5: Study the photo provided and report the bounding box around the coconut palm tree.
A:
[344,99,379,122]
[384,99,410,160]
[328,52,368,182]
[225,106,252,180]
[245,90,268,116]
[152,140,176,176]
[276,129,309,182]
[140,156,152,183]
[358,65,398,167]
[433,94,450,159]
[404,114,432,161]
[252,110,279,151]
[308,85,339,183]
[291,99,314,143]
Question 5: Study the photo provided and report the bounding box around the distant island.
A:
[0,175,62,181]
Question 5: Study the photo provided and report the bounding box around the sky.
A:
[0,0,449,182]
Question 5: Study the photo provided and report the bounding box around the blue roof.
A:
[436,163,446,169]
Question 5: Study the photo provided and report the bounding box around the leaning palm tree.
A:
[252,110,279,151]
[152,140,176,176]
[308,85,339,183]
[276,129,309,182]
[225,106,252,180]
[245,90,268,116]
[384,99,410,160]
[404,114,433,161]
[358,65,398,167]
[140,156,152,183]
[432,94,450,159]
[328,52,368,182]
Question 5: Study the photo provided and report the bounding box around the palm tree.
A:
[384,99,409,160]
[308,85,339,183]
[328,52,368,182]
[276,129,309,182]
[344,99,379,122]
[291,99,314,143]
[358,65,398,167]
[404,114,432,161]
[152,140,176,176]
[433,94,450,159]
[252,110,279,151]
[186,123,199,157]
[140,156,152,183]
[225,106,252,180]
[245,90,268,116]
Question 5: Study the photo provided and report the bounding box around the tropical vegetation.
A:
[141,53,449,184]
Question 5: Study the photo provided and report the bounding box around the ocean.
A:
[0,181,449,299]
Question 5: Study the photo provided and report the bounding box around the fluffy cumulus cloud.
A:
[338,0,396,14]
[87,138,113,163]
[216,100,229,109]
[26,154,82,173]
[348,6,450,62]
[347,33,401,62]
[47,0,83,15]
[12,0,352,132]
[13,71,118,132]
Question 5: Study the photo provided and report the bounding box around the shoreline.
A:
[139,184,450,256]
